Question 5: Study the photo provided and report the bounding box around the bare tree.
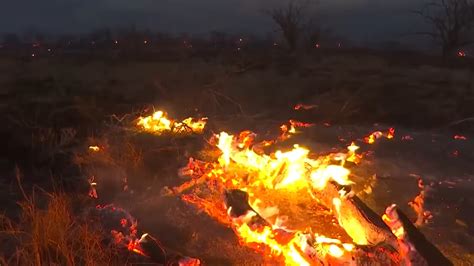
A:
[414,0,474,56]
[265,0,315,52]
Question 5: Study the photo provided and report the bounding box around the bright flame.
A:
[89,145,100,152]
[235,223,310,266]
[137,110,207,135]
[176,126,366,264]
[214,132,353,191]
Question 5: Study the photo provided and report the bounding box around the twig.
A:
[445,116,474,127]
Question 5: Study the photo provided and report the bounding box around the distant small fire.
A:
[88,145,101,152]
[364,128,395,144]
[136,110,207,135]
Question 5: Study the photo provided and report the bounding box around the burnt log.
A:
[384,205,452,266]
[223,187,451,265]
[310,182,398,247]
[224,189,271,227]
[224,189,401,265]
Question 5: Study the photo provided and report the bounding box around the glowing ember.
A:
[454,135,467,140]
[136,110,207,135]
[279,120,314,140]
[364,128,395,144]
[294,103,317,110]
[88,176,98,198]
[89,145,100,152]
[382,205,405,239]
[408,178,432,226]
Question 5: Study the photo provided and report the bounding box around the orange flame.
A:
[364,128,395,144]
[89,145,100,152]
[175,126,370,264]
[137,110,207,135]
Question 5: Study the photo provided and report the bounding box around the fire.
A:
[279,120,314,140]
[364,128,395,144]
[172,126,366,264]
[214,132,353,191]
[231,209,354,265]
[89,145,100,152]
[235,222,310,265]
[408,178,432,226]
[136,110,207,135]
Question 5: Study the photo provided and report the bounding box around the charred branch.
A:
[265,0,316,51]
[413,0,474,56]
[310,183,398,247]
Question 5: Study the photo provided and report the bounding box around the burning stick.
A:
[408,178,432,226]
[310,183,398,248]
[383,204,452,266]
[224,189,354,265]
[224,189,403,265]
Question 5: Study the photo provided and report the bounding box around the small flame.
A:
[137,110,207,135]
[364,128,395,144]
[89,145,100,152]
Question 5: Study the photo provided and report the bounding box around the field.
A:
[0,50,473,265]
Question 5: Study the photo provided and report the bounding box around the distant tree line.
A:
[2,0,472,57]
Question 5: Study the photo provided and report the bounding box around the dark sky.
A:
[1,0,425,42]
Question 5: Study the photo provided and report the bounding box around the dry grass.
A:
[0,171,118,266]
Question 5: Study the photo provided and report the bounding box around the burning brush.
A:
[136,110,207,135]
[90,204,200,265]
[172,124,451,265]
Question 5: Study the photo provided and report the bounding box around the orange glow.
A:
[364,128,395,144]
[232,213,354,265]
[174,124,372,264]
[214,132,353,191]
[88,145,100,152]
[387,128,395,139]
[137,110,207,135]
[458,50,466,57]
[347,142,361,164]
[294,103,317,110]
[279,120,314,140]
[454,135,467,140]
